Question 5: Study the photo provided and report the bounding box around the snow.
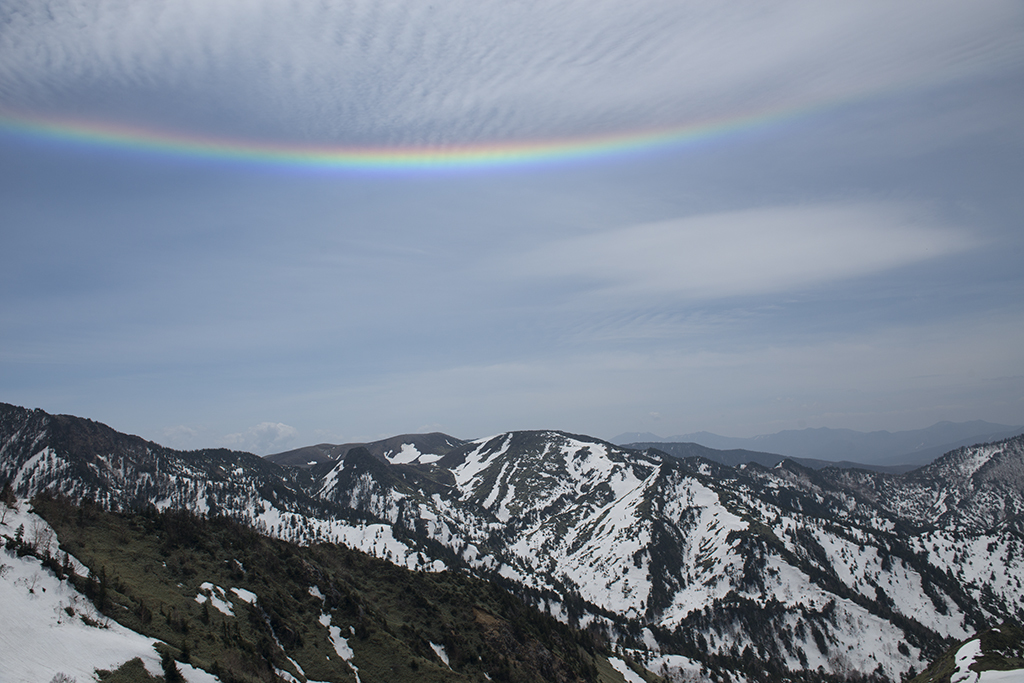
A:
[536,470,656,615]
[320,613,360,682]
[953,640,984,683]
[389,443,422,465]
[452,435,512,489]
[275,666,301,682]
[482,460,512,510]
[950,638,1024,683]
[430,642,451,668]
[649,653,704,679]
[231,587,257,605]
[195,583,234,616]
[247,505,436,572]
[978,670,1024,682]
[11,448,51,490]
[384,442,445,465]
[609,656,646,683]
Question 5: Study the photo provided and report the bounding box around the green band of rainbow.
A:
[0,105,798,173]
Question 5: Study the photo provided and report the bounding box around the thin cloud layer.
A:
[0,0,1020,446]
[290,310,1024,440]
[2,1,1021,143]
[516,204,977,302]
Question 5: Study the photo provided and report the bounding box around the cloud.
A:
[512,203,978,303]
[310,310,1024,440]
[160,424,201,450]
[2,1,1020,144]
[220,421,298,455]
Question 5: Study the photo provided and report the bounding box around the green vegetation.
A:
[910,622,1024,683]
[96,658,164,683]
[32,494,635,683]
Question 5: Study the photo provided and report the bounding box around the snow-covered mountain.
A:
[3,402,1023,683]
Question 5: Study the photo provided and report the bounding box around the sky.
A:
[1,1,1023,454]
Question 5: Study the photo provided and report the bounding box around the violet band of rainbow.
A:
[0,104,800,173]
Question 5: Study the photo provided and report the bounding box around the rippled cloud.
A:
[2,1,1021,144]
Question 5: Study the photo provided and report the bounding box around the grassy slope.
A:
[32,495,653,683]
[910,622,1024,683]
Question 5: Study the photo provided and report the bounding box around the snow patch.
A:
[196,583,234,616]
[430,642,451,668]
[952,639,982,683]
[609,656,646,683]
[389,443,422,465]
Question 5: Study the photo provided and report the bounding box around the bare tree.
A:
[0,481,15,525]
[29,518,55,558]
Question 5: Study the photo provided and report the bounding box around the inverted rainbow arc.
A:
[0,106,797,173]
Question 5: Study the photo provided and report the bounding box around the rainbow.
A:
[0,106,795,174]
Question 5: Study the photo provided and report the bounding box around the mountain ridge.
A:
[631,441,920,474]
[3,401,1024,682]
[267,433,465,469]
[613,421,1024,467]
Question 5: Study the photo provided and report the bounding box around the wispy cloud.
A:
[512,203,978,303]
[304,311,1024,440]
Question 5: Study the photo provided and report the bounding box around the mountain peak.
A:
[4,403,1024,683]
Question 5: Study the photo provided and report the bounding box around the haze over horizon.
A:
[2,1,1023,455]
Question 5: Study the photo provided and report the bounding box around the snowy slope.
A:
[0,503,217,683]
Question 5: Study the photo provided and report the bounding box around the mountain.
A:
[3,401,1024,683]
[607,432,665,445]
[266,433,465,469]
[615,421,1024,467]
[629,441,919,474]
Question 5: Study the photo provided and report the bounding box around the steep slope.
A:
[815,436,1024,533]
[304,430,1024,681]
[0,403,309,519]
[3,495,637,683]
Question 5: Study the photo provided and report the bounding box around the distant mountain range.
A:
[629,441,921,474]
[3,401,1024,683]
[613,420,1024,467]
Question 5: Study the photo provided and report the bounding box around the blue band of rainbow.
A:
[0,106,796,173]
